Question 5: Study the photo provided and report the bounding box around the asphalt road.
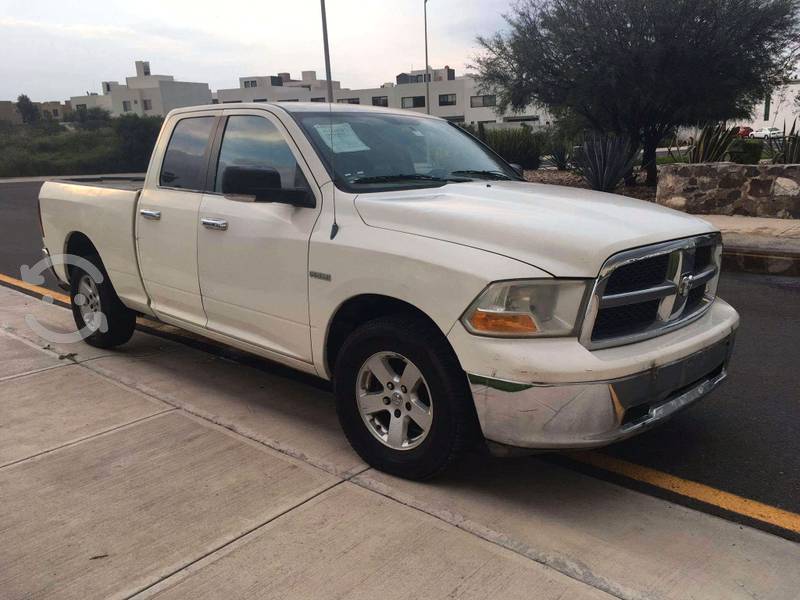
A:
[2,180,798,523]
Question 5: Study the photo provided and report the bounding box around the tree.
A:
[475,0,800,185]
[15,94,40,124]
[113,114,164,170]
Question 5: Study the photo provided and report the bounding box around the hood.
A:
[354,181,715,277]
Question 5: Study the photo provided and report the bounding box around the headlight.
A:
[462,279,591,337]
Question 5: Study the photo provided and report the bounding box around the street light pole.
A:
[424,0,430,114]
[320,0,334,103]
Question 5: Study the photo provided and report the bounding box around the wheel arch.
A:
[324,293,454,379]
[63,231,103,284]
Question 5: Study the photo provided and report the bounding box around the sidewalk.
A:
[1,284,798,600]
[701,214,800,276]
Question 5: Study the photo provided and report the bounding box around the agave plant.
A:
[770,120,800,164]
[668,123,737,163]
[573,134,639,192]
[543,140,572,170]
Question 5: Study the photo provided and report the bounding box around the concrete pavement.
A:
[2,284,799,600]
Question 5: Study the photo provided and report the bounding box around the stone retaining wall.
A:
[656,162,800,219]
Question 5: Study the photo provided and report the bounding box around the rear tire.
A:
[334,315,478,480]
[69,254,136,348]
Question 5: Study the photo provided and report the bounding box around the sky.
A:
[0,0,513,102]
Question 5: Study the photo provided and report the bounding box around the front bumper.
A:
[456,299,739,451]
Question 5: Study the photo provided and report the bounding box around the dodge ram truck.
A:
[38,103,739,479]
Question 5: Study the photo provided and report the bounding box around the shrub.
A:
[726,138,763,164]
[573,134,639,192]
[481,127,545,170]
[0,114,164,177]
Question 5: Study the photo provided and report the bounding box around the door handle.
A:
[140,209,161,220]
[201,217,228,231]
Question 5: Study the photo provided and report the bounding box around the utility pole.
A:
[424,0,430,114]
[320,0,334,103]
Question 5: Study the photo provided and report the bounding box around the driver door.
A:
[197,110,321,363]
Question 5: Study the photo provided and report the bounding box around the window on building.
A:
[211,99,219,104]
[280,99,299,102]
[214,115,310,199]
[76,104,87,110]
[243,80,258,89]
[763,95,771,121]
[310,97,326,102]
[122,100,132,112]
[439,94,457,106]
[337,98,360,104]
[401,96,426,109]
[470,95,496,108]
[52,109,59,117]
[143,99,152,111]
[254,98,267,103]
[159,116,216,191]
[372,96,389,107]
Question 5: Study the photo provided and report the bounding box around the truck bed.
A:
[39,179,150,312]
[53,176,145,192]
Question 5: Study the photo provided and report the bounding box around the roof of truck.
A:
[168,102,443,120]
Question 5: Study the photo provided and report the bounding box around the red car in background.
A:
[736,126,753,138]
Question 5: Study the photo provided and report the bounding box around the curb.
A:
[722,247,800,277]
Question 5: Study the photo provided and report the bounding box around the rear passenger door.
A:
[137,113,219,326]
[197,110,321,363]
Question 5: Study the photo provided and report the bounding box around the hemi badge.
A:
[309,271,332,282]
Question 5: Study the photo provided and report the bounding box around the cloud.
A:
[0,0,513,101]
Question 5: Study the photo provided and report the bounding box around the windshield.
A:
[292,111,521,192]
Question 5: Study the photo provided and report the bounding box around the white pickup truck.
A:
[39,103,739,479]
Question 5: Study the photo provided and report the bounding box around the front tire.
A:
[334,315,478,480]
[70,255,136,348]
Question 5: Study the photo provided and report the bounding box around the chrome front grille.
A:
[580,233,722,349]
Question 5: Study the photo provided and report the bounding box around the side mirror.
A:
[509,163,524,176]
[222,166,315,208]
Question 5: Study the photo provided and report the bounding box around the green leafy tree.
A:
[474,0,800,185]
[113,114,164,170]
[16,94,40,124]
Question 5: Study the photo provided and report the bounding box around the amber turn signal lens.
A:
[468,310,538,334]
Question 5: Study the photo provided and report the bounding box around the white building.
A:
[743,81,800,131]
[70,61,211,117]
[215,67,552,127]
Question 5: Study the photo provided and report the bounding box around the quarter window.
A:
[470,95,496,108]
[159,116,216,190]
[439,94,456,106]
[401,96,425,109]
[215,115,309,197]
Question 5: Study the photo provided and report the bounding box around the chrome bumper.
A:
[469,334,735,453]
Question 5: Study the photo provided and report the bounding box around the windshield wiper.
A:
[350,174,451,184]
[450,170,515,181]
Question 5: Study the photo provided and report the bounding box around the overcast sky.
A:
[0,0,512,102]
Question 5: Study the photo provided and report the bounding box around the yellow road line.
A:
[571,451,800,534]
[0,272,69,304]
[0,272,798,534]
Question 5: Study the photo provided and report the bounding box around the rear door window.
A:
[160,116,216,190]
